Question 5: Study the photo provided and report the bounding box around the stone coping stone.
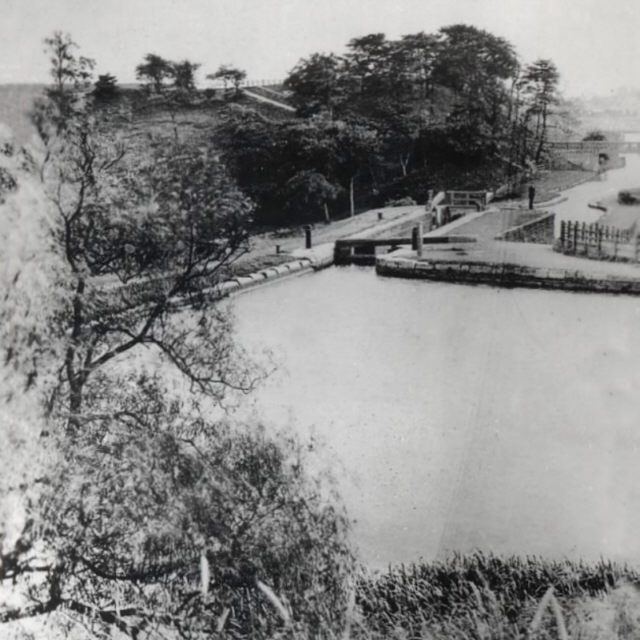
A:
[376,254,640,296]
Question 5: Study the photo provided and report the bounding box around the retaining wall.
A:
[496,212,555,244]
[376,254,640,295]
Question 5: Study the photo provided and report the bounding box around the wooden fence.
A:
[558,220,639,261]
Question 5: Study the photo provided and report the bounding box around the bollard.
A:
[275,244,281,255]
[411,226,419,250]
[304,225,312,249]
[378,211,384,220]
[416,222,424,257]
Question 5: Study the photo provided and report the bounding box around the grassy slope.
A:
[0,84,44,144]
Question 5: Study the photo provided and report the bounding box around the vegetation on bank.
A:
[213,27,570,225]
[0,28,627,640]
[23,22,573,229]
[0,32,354,639]
[354,553,640,640]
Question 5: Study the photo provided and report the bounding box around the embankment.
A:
[376,252,640,295]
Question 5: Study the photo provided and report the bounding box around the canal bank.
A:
[376,156,640,295]
[376,245,640,295]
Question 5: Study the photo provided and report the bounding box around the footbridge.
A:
[548,140,640,154]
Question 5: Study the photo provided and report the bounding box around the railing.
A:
[207,78,285,89]
[558,220,639,261]
[548,141,640,153]
[447,190,490,208]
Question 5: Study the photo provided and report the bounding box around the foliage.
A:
[1,33,357,640]
[283,170,340,222]
[216,107,380,222]
[171,59,200,92]
[618,190,640,205]
[216,24,567,225]
[0,130,69,566]
[92,73,119,101]
[135,53,174,92]
[5,374,354,638]
[207,64,247,95]
[284,53,347,117]
[583,130,607,141]
[355,553,637,640]
[385,196,416,207]
[517,59,560,164]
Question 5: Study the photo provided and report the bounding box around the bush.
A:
[385,196,417,207]
[618,190,640,205]
[22,374,355,639]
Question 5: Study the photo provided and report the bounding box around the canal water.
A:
[233,154,640,569]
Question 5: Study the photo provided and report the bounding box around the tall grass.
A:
[351,553,640,640]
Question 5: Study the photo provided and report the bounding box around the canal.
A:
[233,153,640,569]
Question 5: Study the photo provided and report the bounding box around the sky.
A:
[1,0,639,97]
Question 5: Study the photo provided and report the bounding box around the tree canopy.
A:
[219,24,567,224]
[1,33,355,639]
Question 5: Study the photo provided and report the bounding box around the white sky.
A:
[1,0,638,97]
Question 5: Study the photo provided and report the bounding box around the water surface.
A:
[233,155,640,568]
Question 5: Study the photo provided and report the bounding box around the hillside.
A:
[0,84,44,144]
[0,84,293,148]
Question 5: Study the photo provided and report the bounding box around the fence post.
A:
[560,220,566,249]
[598,226,603,255]
[614,229,619,259]
[635,233,640,262]
[573,221,578,254]
[416,222,424,257]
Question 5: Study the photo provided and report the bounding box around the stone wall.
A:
[376,254,640,295]
[496,212,555,244]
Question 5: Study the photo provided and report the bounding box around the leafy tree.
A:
[433,24,517,100]
[92,73,119,101]
[345,33,394,98]
[31,31,95,140]
[171,59,200,92]
[1,34,355,638]
[284,53,347,118]
[391,32,440,101]
[283,170,340,222]
[135,53,173,92]
[4,374,353,638]
[207,64,247,95]
[331,120,380,216]
[519,59,560,163]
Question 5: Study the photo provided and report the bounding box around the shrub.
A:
[618,190,640,205]
[385,196,417,207]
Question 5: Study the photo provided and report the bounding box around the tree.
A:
[391,32,440,101]
[135,53,173,92]
[171,59,200,92]
[331,120,380,216]
[30,32,95,142]
[519,59,560,164]
[92,73,119,101]
[207,64,247,96]
[1,34,356,638]
[4,375,353,638]
[285,53,347,118]
[283,170,340,223]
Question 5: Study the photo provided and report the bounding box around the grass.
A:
[350,553,640,640]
